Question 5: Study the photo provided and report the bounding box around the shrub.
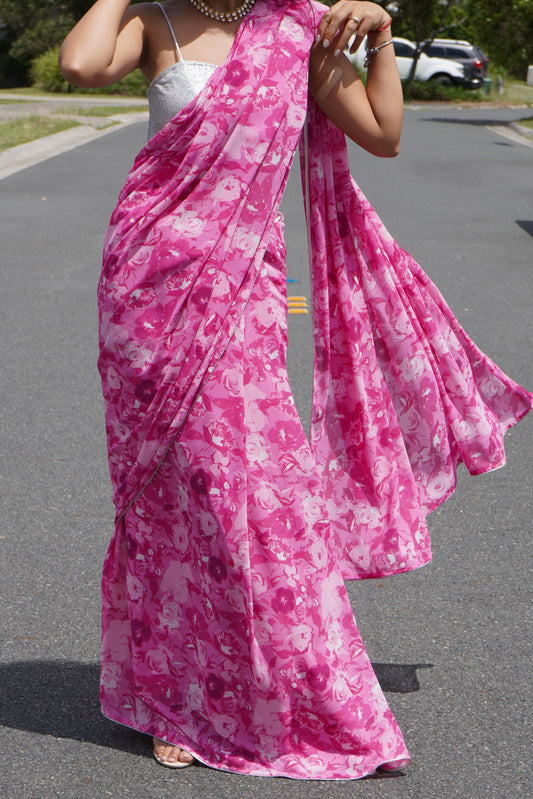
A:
[76,69,148,96]
[30,47,70,93]
[402,80,483,103]
[30,46,147,95]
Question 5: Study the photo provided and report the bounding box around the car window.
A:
[393,42,415,58]
[447,47,470,58]
[427,45,446,57]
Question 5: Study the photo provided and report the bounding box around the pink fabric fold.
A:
[98,2,313,521]
[301,98,532,578]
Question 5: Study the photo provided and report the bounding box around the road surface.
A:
[1,105,532,799]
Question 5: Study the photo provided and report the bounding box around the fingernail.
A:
[334,49,341,57]
[323,39,330,48]
[315,33,321,43]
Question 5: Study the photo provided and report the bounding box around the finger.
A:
[349,34,363,55]
[316,0,353,32]
[332,17,361,56]
[316,10,334,42]
[317,20,339,48]
[318,8,350,47]
[349,21,372,55]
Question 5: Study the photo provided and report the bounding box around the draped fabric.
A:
[98,4,312,522]
[97,0,532,780]
[301,101,532,579]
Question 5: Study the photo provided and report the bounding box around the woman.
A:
[60,0,532,779]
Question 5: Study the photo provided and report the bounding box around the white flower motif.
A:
[309,538,328,569]
[171,210,204,236]
[400,354,426,382]
[247,433,269,463]
[212,714,238,738]
[211,175,243,202]
[105,365,121,390]
[290,623,312,653]
[326,620,343,653]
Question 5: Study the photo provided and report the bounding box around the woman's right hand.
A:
[59,0,144,89]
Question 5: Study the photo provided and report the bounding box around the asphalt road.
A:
[1,106,532,799]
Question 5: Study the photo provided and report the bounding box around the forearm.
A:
[364,27,403,153]
[310,44,403,157]
[59,0,135,85]
[310,2,403,157]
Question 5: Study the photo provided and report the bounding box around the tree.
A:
[391,0,533,79]
[453,0,533,78]
[0,1,143,86]
[390,0,467,82]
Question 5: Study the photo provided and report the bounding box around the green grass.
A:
[0,87,60,97]
[400,71,533,106]
[0,115,80,151]
[0,98,33,104]
[53,105,148,116]
[485,69,533,105]
[0,86,147,100]
[516,116,533,129]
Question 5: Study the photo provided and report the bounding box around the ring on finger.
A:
[349,16,360,24]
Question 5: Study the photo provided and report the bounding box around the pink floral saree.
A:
[97,0,532,780]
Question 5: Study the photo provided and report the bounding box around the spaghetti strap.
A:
[153,2,183,62]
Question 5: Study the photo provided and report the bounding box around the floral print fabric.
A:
[301,101,532,579]
[101,218,411,777]
[98,0,532,780]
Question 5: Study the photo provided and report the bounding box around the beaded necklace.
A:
[188,0,256,23]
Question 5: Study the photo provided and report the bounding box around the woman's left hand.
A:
[316,1,392,57]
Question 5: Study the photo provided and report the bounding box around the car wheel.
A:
[431,74,454,86]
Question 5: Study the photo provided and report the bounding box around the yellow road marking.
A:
[288,295,309,314]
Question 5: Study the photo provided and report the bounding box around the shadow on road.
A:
[0,660,433,751]
[421,117,514,127]
[516,220,533,238]
[0,661,145,754]
[373,661,433,693]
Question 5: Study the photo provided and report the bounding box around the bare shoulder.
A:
[122,2,157,27]
[133,0,189,27]
[134,1,188,78]
[121,1,176,31]
[130,0,189,49]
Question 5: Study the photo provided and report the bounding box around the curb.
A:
[510,121,533,141]
[0,112,147,181]
[485,123,533,150]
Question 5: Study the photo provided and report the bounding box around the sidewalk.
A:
[0,91,147,113]
[0,91,148,180]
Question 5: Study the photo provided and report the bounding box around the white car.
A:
[351,36,466,86]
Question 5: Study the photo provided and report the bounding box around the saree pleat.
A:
[98,0,531,780]
[101,221,411,777]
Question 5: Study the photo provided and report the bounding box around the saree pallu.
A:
[97,0,532,779]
